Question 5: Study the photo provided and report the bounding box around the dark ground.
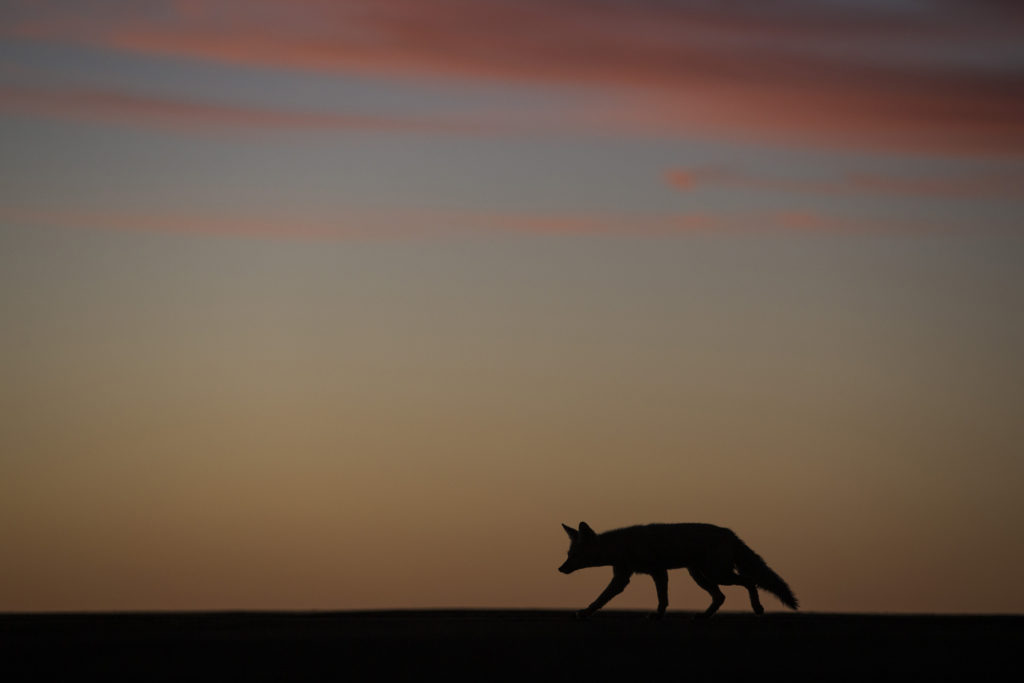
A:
[2,610,1020,681]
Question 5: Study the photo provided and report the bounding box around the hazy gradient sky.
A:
[2,0,1022,614]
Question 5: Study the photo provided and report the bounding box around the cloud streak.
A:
[0,203,989,242]
[0,82,481,134]
[5,0,1023,153]
[665,167,1024,199]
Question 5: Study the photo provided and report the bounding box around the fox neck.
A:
[583,537,617,568]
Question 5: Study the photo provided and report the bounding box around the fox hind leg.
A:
[687,568,725,618]
[741,577,764,615]
[716,571,764,615]
[699,545,765,616]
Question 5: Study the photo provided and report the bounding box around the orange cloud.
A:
[5,0,1022,154]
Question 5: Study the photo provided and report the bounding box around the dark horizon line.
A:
[2,608,1021,618]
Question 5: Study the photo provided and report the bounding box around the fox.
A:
[559,521,798,618]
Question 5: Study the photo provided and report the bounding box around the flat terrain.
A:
[3,610,1020,681]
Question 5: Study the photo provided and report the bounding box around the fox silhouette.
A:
[559,522,798,618]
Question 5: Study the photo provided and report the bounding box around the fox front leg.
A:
[576,568,632,619]
[648,569,669,619]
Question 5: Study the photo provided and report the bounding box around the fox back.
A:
[559,522,734,574]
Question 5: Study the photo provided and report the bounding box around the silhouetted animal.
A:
[559,522,798,618]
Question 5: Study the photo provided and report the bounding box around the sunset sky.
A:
[2,0,1022,614]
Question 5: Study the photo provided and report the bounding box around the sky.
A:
[1,0,1022,614]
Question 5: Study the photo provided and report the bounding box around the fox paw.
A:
[574,610,592,620]
[646,612,665,621]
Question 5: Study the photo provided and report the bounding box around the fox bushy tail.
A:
[734,536,799,610]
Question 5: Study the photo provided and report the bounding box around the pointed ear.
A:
[578,522,596,539]
[561,523,578,540]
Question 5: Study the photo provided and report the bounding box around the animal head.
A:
[558,521,599,574]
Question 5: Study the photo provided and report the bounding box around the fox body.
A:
[559,522,798,618]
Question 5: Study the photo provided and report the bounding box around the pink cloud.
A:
[843,171,1024,199]
[5,0,1022,154]
[665,167,1024,199]
[0,206,359,240]
[0,203,976,242]
[0,82,480,133]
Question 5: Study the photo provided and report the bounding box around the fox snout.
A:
[558,560,577,574]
